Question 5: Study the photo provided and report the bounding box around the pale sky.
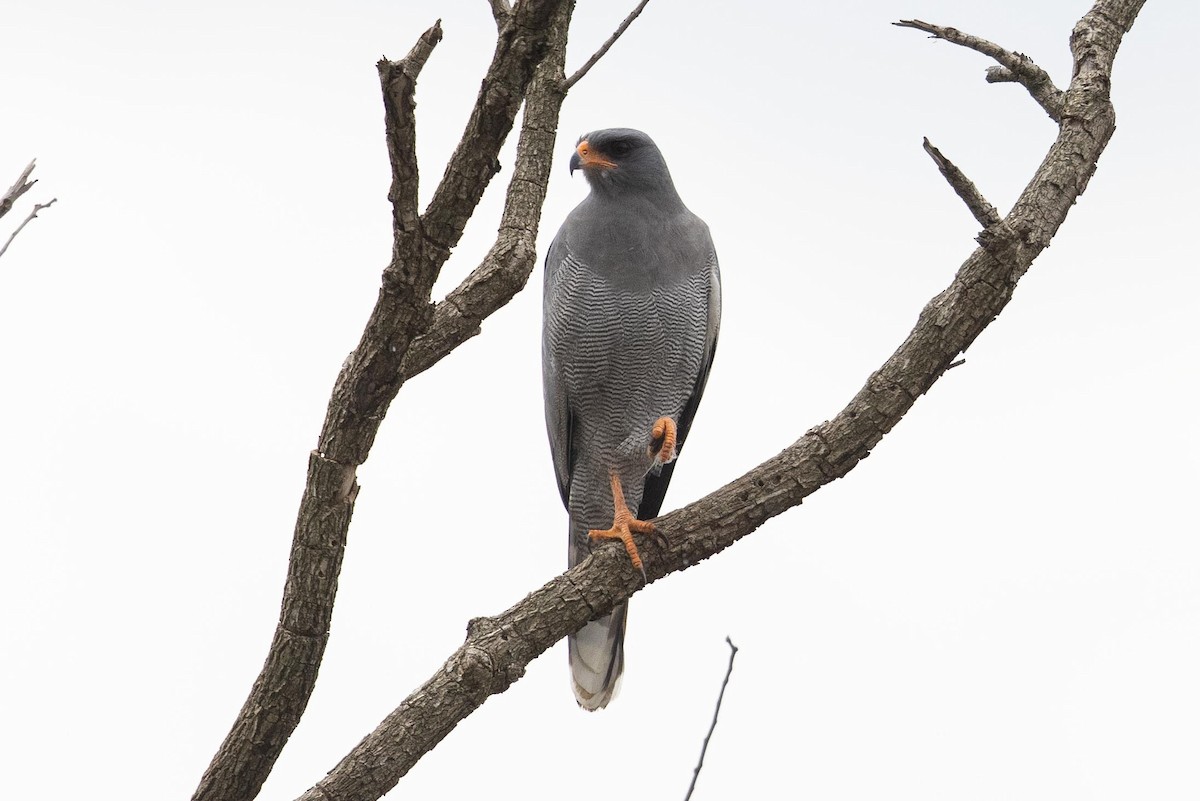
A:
[2,1,1197,799]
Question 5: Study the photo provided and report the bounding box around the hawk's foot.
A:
[649,416,678,464]
[589,471,656,582]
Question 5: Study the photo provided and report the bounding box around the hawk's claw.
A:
[651,527,670,553]
[589,471,656,583]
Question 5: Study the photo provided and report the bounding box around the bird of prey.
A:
[542,128,721,710]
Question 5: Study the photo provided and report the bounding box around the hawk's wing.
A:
[639,250,721,519]
[542,232,576,510]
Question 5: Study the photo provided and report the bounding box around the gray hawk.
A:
[542,128,721,710]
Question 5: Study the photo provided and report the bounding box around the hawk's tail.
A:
[568,602,626,711]
[567,521,626,710]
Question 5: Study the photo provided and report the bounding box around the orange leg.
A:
[649,416,678,464]
[589,471,657,581]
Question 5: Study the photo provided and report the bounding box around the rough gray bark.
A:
[282,1,1147,799]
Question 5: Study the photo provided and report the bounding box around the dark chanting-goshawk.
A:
[542,128,722,710]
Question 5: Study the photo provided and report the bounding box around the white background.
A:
[3,1,1197,799]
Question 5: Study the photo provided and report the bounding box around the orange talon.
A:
[649,416,678,464]
[589,471,656,581]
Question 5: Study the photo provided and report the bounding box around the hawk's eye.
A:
[609,140,631,157]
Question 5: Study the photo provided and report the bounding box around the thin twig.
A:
[563,0,651,90]
[685,637,739,801]
[0,199,56,260]
[1,160,38,221]
[922,137,1001,228]
[894,19,1064,122]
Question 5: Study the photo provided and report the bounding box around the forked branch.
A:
[193,1,665,799]
[400,5,573,384]
[0,160,54,261]
[287,2,1146,800]
[1,160,38,220]
[191,4,573,801]
[0,198,56,260]
[894,18,1065,121]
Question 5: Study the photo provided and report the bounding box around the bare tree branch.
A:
[487,0,511,28]
[0,198,56,260]
[419,3,565,253]
[284,2,1145,798]
[379,20,443,235]
[922,137,1001,227]
[1,160,54,260]
[684,637,739,801]
[191,5,571,801]
[399,12,572,385]
[563,0,652,90]
[1,160,38,221]
[894,18,1065,122]
[397,0,664,389]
